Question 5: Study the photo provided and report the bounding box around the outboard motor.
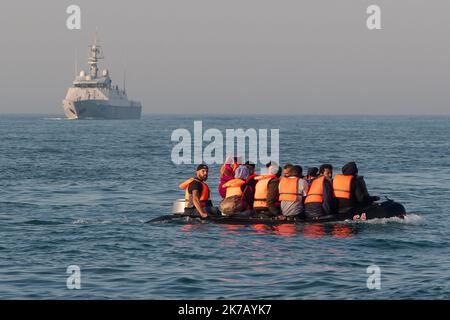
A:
[171,199,186,214]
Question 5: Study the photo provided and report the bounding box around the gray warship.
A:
[63,35,142,120]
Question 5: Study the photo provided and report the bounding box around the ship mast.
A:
[123,69,126,94]
[87,30,104,79]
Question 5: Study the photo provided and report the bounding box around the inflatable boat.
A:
[148,199,406,225]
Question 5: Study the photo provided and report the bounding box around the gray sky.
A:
[1,0,450,115]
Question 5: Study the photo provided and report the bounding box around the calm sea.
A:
[0,114,449,299]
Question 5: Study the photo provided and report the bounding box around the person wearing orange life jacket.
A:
[279,165,309,218]
[218,156,242,199]
[219,165,251,215]
[333,162,380,214]
[253,162,282,217]
[304,164,336,219]
[242,161,257,209]
[179,164,214,218]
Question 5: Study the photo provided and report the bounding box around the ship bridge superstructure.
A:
[62,32,142,120]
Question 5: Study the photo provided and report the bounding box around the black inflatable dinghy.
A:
[148,199,406,225]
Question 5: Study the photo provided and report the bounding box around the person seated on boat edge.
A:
[305,167,319,187]
[304,164,336,219]
[242,161,258,209]
[218,156,240,199]
[283,163,294,177]
[253,162,282,218]
[333,162,380,214]
[179,164,217,219]
[278,165,309,220]
[219,166,253,216]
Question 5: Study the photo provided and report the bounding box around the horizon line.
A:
[1,112,450,117]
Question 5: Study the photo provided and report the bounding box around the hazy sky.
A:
[1,0,449,115]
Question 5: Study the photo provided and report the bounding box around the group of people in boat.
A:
[179,158,379,220]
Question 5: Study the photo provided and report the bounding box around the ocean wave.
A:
[37,147,64,154]
[71,218,146,225]
[23,219,64,225]
[345,214,424,226]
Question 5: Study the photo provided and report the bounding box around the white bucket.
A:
[171,199,186,214]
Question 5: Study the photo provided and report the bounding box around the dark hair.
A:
[196,164,209,171]
[342,162,358,175]
[291,165,303,177]
[319,164,333,174]
[245,160,256,168]
[307,167,319,177]
[283,163,294,170]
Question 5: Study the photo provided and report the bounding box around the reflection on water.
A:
[251,224,272,234]
[180,222,356,238]
[220,224,246,235]
[331,224,355,238]
[180,224,193,232]
[273,224,297,237]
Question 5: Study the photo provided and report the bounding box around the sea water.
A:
[0,114,449,299]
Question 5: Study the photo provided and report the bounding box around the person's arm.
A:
[219,175,233,199]
[357,176,380,203]
[300,179,309,197]
[189,181,208,218]
[354,176,370,204]
[243,180,256,209]
[240,184,250,210]
[267,179,281,216]
[192,189,208,218]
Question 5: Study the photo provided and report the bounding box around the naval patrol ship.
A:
[63,35,142,120]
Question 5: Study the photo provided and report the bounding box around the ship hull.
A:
[63,100,142,120]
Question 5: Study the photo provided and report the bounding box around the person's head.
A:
[245,161,256,175]
[291,165,303,178]
[283,163,294,177]
[307,167,319,179]
[319,164,333,179]
[234,165,250,180]
[275,166,282,178]
[228,156,241,172]
[196,164,209,181]
[224,155,234,165]
[267,161,281,178]
[342,162,358,176]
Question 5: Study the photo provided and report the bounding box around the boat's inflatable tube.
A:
[149,199,406,225]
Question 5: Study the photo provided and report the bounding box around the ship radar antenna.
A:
[88,28,103,79]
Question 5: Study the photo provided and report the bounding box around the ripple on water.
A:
[1,115,449,299]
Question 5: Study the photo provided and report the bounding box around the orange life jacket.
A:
[278,177,301,202]
[179,178,210,208]
[223,178,246,198]
[332,174,353,200]
[305,176,325,204]
[253,174,277,208]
